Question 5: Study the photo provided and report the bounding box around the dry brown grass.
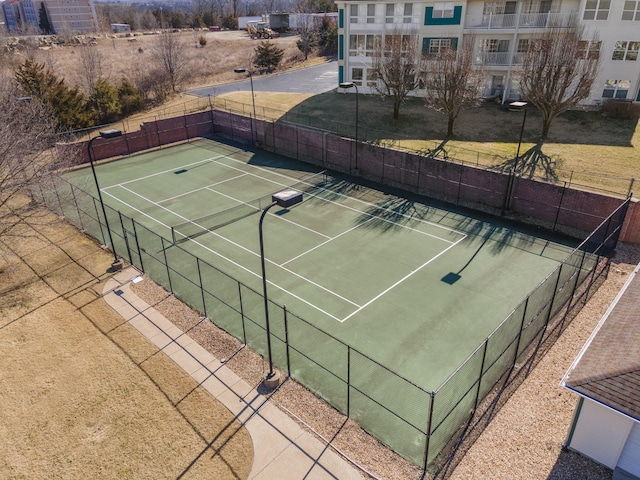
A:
[4,30,304,95]
[0,196,254,480]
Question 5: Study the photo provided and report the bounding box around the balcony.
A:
[474,52,511,66]
[465,12,577,30]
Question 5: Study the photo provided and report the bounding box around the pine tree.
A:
[253,41,284,73]
[88,79,121,124]
[15,59,92,130]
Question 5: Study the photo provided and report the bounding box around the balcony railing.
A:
[474,51,510,66]
[465,11,577,30]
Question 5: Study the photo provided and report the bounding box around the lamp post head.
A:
[272,189,303,208]
[99,129,123,139]
[339,82,355,89]
[234,68,247,74]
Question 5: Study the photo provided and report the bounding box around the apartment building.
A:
[335,1,640,105]
[1,0,99,34]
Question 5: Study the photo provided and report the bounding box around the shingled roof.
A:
[562,263,640,421]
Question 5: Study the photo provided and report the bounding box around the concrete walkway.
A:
[103,267,365,480]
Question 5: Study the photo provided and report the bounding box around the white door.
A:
[618,421,640,476]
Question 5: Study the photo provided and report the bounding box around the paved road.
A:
[186,61,339,97]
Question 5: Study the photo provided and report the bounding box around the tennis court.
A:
[64,137,577,392]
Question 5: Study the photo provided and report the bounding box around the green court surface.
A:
[65,138,577,391]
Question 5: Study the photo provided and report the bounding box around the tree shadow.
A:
[494,141,559,182]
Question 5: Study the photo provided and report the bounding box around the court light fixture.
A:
[234,67,257,144]
[339,81,360,175]
[87,129,124,270]
[258,189,304,388]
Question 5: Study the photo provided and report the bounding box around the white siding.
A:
[618,421,640,476]
[569,398,633,469]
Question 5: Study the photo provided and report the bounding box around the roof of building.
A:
[562,262,640,421]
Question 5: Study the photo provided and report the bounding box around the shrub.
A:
[601,99,640,120]
[253,41,284,73]
[198,35,207,48]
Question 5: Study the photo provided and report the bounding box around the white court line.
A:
[339,235,468,323]
[281,217,376,266]
[215,154,465,237]
[158,172,249,203]
[109,184,358,317]
[102,155,226,189]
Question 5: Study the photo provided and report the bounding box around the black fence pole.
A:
[423,391,436,472]
[347,346,351,418]
[69,185,85,233]
[197,258,206,317]
[118,212,133,263]
[284,305,291,377]
[238,282,247,345]
[513,297,529,364]
[92,197,107,246]
[131,220,145,273]
[161,237,173,293]
[473,341,489,413]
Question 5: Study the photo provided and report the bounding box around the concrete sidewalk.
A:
[103,267,365,480]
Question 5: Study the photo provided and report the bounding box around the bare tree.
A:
[371,29,424,119]
[151,32,191,93]
[0,70,69,244]
[422,38,483,138]
[78,45,104,95]
[519,25,600,141]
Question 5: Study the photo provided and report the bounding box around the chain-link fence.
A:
[35,168,629,471]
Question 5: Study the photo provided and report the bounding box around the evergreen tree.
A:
[88,79,121,124]
[117,77,143,116]
[253,42,284,73]
[15,59,91,130]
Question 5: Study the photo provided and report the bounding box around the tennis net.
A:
[171,170,327,244]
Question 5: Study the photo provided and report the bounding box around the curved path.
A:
[103,266,364,480]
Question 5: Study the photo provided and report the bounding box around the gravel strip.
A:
[131,243,640,480]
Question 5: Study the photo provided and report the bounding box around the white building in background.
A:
[1,0,99,34]
[335,1,640,105]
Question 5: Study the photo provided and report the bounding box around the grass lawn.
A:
[213,90,639,196]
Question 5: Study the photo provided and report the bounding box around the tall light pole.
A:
[259,189,304,388]
[87,129,123,270]
[234,67,257,145]
[339,81,359,175]
[514,107,528,175]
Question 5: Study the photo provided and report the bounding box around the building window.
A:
[602,79,630,99]
[428,38,452,55]
[386,3,394,23]
[612,41,639,61]
[366,68,378,87]
[403,3,413,23]
[433,2,454,18]
[622,1,640,20]
[367,4,375,23]
[350,4,358,23]
[349,34,381,56]
[583,0,610,20]
[517,38,530,52]
[577,40,601,59]
[352,68,363,86]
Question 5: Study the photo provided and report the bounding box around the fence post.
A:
[238,282,247,345]
[131,220,145,273]
[118,212,133,264]
[197,258,206,317]
[69,184,86,233]
[473,341,489,413]
[160,237,173,293]
[552,182,568,232]
[423,391,436,472]
[284,305,291,376]
[347,346,351,418]
[513,297,529,365]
